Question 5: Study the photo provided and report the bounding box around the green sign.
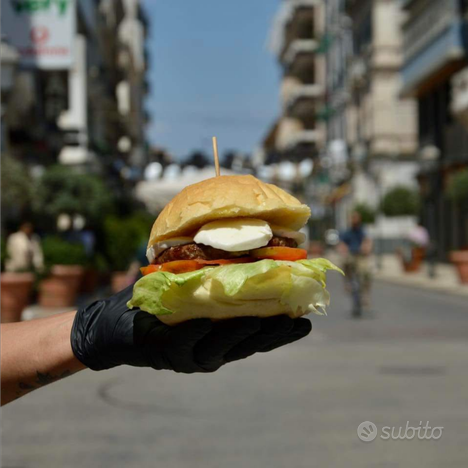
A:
[11,0,70,16]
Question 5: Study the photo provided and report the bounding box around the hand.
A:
[71,286,311,373]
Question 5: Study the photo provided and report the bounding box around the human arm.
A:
[2,287,311,405]
[1,311,85,405]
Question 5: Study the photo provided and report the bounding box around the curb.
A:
[375,274,468,298]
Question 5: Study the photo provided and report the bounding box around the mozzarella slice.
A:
[194,218,273,252]
[270,225,306,245]
[146,237,193,263]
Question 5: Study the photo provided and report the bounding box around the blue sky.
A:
[143,0,282,161]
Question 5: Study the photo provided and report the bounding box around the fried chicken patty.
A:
[155,236,298,264]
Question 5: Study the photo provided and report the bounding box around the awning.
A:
[135,167,238,213]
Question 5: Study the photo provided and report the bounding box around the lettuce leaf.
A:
[127,258,342,319]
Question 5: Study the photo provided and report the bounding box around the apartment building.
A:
[1,0,149,172]
[401,0,468,259]
[344,0,418,206]
[268,0,325,163]
[323,0,354,230]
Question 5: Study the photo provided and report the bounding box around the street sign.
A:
[1,0,76,69]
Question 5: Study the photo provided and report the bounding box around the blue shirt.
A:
[340,227,366,255]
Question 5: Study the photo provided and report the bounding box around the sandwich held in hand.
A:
[128,175,342,325]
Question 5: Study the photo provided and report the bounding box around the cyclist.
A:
[338,211,373,317]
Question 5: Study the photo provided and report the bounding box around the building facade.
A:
[401,0,468,260]
[1,0,149,174]
[323,0,353,231]
[268,0,325,164]
[344,0,419,209]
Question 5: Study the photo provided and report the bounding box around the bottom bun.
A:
[157,299,306,326]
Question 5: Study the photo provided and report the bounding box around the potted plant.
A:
[1,238,36,323]
[447,169,468,284]
[104,214,152,293]
[380,186,424,272]
[31,165,116,299]
[38,237,88,307]
[1,157,36,322]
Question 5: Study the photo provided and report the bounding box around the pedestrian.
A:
[338,211,373,316]
[5,222,44,273]
[0,286,311,405]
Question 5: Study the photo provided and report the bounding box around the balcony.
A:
[270,0,317,58]
[284,129,320,150]
[285,84,323,118]
[282,39,317,75]
[401,0,466,96]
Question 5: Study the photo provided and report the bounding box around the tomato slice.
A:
[250,247,307,261]
[195,257,254,265]
[141,260,202,275]
[141,257,255,276]
[140,265,162,275]
[160,260,203,274]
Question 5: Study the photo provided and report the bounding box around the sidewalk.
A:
[373,254,468,297]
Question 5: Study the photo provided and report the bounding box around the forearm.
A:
[1,311,86,405]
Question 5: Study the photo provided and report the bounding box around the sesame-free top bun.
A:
[148,175,311,248]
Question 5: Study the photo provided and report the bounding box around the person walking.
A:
[338,211,373,317]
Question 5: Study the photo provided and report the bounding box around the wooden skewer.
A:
[212,136,220,177]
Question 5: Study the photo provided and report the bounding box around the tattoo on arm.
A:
[16,370,73,399]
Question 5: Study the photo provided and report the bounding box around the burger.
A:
[128,175,342,325]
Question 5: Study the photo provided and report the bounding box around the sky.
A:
[143,0,282,161]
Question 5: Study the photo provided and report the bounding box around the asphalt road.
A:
[3,275,468,468]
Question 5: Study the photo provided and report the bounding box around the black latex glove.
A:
[71,286,311,373]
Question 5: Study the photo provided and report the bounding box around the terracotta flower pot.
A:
[1,272,35,323]
[450,251,468,284]
[398,247,426,273]
[39,265,85,308]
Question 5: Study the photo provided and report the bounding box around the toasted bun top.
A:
[148,175,310,248]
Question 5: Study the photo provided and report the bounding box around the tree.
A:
[447,169,468,202]
[380,186,420,217]
[32,165,114,227]
[1,156,33,222]
[353,203,376,224]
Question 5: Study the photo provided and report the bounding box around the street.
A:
[2,275,468,468]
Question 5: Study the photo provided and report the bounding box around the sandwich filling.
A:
[144,218,308,275]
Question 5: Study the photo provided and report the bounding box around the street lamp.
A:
[419,145,441,279]
[1,40,19,154]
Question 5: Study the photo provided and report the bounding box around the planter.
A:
[39,265,85,308]
[398,247,426,273]
[80,268,100,294]
[1,272,35,323]
[450,251,468,284]
[111,271,130,293]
